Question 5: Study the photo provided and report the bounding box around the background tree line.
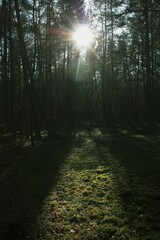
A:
[0,0,160,141]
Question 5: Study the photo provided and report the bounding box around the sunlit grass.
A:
[35,131,137,239]
[1,128,160,239]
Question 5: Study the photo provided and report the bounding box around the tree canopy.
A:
[0,0,160,140]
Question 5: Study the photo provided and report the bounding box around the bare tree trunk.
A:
[101,0,107,125]
[14,0,47,139]
[9,0,16,138]
[3,0,9,126]
[144,1,154,124]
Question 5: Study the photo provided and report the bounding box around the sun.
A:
[73,25,93,48]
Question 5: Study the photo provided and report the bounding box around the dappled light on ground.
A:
[36,135,134,240]
[0,129,160,239]
[35,129,160,240]
[0,137,75,240]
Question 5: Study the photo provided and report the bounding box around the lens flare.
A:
[73,25,93,48]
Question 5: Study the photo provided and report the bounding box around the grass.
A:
[0,128,160,239]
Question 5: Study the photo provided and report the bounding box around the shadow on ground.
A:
[94,129,160,239]
[1,129,160,239]
[0,136,81,240]
[94,129,160,182]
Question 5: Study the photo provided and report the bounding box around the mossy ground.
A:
[35,129,160,240]
[0,128,160,239]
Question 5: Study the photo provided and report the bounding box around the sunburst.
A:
[72,25,93,48]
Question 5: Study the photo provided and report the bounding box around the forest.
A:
[0,0,160,140]
[0,0,160,239]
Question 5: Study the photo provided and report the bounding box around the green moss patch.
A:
[1,129,160,239]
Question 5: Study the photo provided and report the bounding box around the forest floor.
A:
[0,128,160,240]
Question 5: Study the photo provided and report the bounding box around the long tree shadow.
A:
[22,129,160,239]
[94,129,160,181]
[94,129,160,239]
[0,135,82,240]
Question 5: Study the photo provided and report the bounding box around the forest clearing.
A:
[0,128,160,240]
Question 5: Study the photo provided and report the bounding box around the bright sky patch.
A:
[73,25,93,48]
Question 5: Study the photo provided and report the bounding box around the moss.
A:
[33,129,160,240]
[89,212,99,220]
[115,226,135,239]
[96,192,106,198]
[83,177,90,182]
[119,187,134,199]
[69,214,87,223]
[135,221,149,232]
[82,191,91,196]
[143,233,160,240]
[96,174,108,181]
[95,166,109,174]
[88,198,99,205]
[97,224,118,239]
[101,216,123,226]
[44,234,53,240]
